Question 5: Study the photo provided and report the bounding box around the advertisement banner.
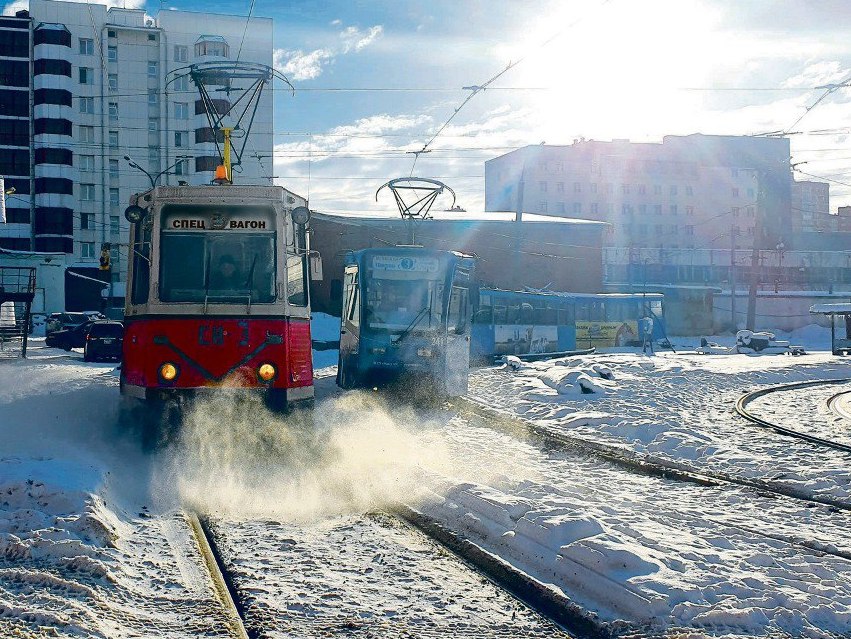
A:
[575,320,638,348]
[494,324,559,355]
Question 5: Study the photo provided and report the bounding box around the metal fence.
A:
[0,267,36,358]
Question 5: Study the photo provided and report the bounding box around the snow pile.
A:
[504,358,617,397]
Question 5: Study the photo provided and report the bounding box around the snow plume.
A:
[159,392,454,522]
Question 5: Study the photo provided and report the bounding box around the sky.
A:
[11,0,851,214]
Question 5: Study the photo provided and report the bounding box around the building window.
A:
[173,75,189,92]
[80,183,95,201]
[654,185,662,195]
[148,118,158,132]
[108,30,116,38]
[747,188,754,199]
[573,182,581,193]
[34,59,71,77]
[731,168,739,178]
[79,38,94,55]
[590,203,598,214]
[147,33,157,42]
[732,187,739,197]
[669,224,677,234]
[590,183,597,194]
[638,184,646,195]
[108,102,118,119]
[639,204,647,215]
[174,159,190,175]
[109,188,119,205]
[109,158,119,177]
[81,242,96,259]
[79,125,95,143]
[80,212,92,230]
[175,102,188,119]
[655,224,663,235]
[685,225,694,236]
[108,45,117,62]
[605,183,613,194]
[685,206,694,216]
[747,206,755,217]
[670,185,678,196]
[108,74,118,91]
[79,96,94,114]
[194,36,229,58]
[621,203,632,216]
[109,130,118,147]
[685,185,693,196]
[670,204,678,215]
[110,215,120,233]
[78,155,94,171]
[556,202,565,214]
[174,45,188,62]
[604,203,613,214]
[556,182,564,193]
[79,67,93,85]
[638,224,648,236]
[147,60,158,77]
[538,181,547,193]
[732,206,740,217]
[174,130,189,147]
[573,202,581,214]
[539,201,548,213]
[148,89,158,105]
[653,204,662,215]
[622,184,630,195]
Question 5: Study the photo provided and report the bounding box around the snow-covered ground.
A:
[4,326,851,638]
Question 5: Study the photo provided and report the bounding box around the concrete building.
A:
[791,180,831,234]
[308,211,608,315]
[0,0,273,310]
[485,134,792,252]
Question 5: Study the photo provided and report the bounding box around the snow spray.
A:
[155,392,456,522]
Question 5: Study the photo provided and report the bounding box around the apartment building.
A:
[0,0,273,308]
[484,134,793,252]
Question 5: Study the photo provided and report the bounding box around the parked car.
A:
[45,320,95,351]
[83,311,107,322]
[83,321,123,362]
[46,312,90,335]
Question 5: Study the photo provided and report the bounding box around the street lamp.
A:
[124,154,192,188]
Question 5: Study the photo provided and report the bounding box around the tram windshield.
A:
[364,277,446,332]
[159,232,276,303]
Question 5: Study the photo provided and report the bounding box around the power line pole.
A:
[746,171,763,331]
[730,225,738,330]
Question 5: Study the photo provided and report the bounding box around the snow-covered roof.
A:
[313,210,608,226]
[810,303,851,314]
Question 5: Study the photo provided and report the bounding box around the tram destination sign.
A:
[371,255,439,274]
[162,207,274,232]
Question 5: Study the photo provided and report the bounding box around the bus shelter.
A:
[810,303,851,355]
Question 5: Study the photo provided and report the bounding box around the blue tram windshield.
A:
[159,232,276,303]
[364,277,446,331]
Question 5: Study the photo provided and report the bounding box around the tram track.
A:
[735,378,851,454]
[185,505,592,638]
[827,388,851,421]
[451,395,851,514]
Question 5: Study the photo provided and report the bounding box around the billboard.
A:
[575,320,638,348]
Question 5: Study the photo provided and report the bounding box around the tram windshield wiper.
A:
[394,306,430,344]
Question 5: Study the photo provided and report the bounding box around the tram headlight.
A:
[257,363,277,382]
[159,362,178,382]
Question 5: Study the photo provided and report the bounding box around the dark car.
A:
[45,312,90,335]
[45,320,95,351]
[84,321,123,362]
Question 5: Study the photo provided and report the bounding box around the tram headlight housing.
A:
[159,362,178,382]
[257,363,277,382]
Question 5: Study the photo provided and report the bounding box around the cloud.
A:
[4,0,142,13]
[273,48,334,81]
[273,23,383,82]
[340,25,383,53]
[783,61,849,89]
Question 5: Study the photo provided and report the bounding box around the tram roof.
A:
[312,210,609,227]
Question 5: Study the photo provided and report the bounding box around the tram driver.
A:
[211,254,243,290]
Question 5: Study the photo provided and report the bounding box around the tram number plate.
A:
[198,321,250,347]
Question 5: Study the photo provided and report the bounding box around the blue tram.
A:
[471,289,665,362]
[336,247,476,396]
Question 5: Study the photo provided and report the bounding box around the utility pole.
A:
[746,171,762,331]
[730,225,738,330]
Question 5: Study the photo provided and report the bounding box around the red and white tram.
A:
[120,185,313,412]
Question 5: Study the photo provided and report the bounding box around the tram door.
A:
[444,284,471,395]
[337,266,361,388]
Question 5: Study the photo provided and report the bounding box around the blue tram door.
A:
[443,284,471,396]
[337,265,361,388]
